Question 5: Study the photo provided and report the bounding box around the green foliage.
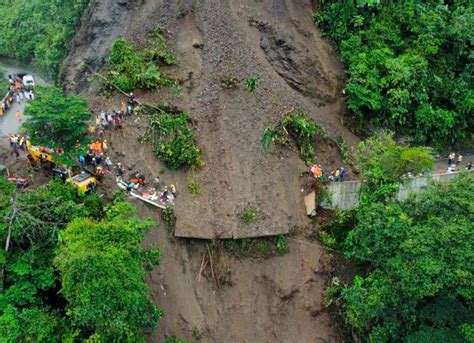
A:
[354,131,433,202]
[0,0,89,79]
[162,208,176,230]
[0,178,103,341]
[187,180,201,195]
[262,111,328,162]
[55,201,162,341]
[24,86,91,164]
[143,110,202,170]
[103,32,175,92]
[335,174,474,342]
[245,74,260,93]
[316,1,474,147]
[241,206,257,224]
[274,235,288,255]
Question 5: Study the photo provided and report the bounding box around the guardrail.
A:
[320,170,473,210]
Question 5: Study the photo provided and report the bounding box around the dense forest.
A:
[316,0,473,147]
[321,132,473,342]
[0,180,161,341]
[0,0,89,78]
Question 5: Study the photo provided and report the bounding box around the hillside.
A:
[63,0,357,239]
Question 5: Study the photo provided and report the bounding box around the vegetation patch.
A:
[0,0,89,79]
[324,173,474,343]
[262,111,328,163]
[187,180,202,196]
[140,109,202,170]
[102,30,176,93]
[354,131,433,203]
[245,74,261,93]
[0,179,161,341]
[224,235,289,258]
[221,75,239,89]
[161,208,177,230]
[315,1,474,147]
[241,206,257,224]
[24,86,91,164]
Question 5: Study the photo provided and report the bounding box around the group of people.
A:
[308,163,347,182]
[0,75,35,117]
[447,152,472,173]
[8,134,27,159]
[78,140,112,177]
[92,94,138,137]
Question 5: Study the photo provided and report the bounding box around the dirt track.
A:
[62,0,355,341]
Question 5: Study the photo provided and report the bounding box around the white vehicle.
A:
[22,75,35,88]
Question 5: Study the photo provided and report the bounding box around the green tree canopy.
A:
[24,86,91,162]
[0,0,89,79]
[55,201,162,341]
[0,179,101,341]
[354,131,433,202]
[315,0,474,147]
[339,174,474,342]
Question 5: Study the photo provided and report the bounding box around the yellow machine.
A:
[26,141,59,164]
[66,172,97,195]
[27,141,97,194]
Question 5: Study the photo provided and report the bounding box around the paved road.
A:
[434,155,474,173]
[0,59,51,140]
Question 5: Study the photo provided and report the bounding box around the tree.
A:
[0,0,89,79]
[333,174,474,342]
[354,131,433,202]
[24,87,91,163]
[55,201,162,341]
[0,179,100,341]
[315,1,474,147]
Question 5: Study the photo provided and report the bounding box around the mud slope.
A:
[64,0,357,239]
[61,0,353,341]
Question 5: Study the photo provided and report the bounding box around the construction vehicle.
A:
[26,141,62,166]
[27,141,97,194]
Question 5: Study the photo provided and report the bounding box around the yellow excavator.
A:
[26,141,97,194]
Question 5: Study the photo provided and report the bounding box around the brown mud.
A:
[60,0,356,341]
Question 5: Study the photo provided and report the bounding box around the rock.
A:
[192,41,204,49]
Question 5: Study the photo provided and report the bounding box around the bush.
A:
[187,180,201,195]
[102,31,176,92]
[262,111,328,163]
[315,1,474,147]
[241,206,257,224]
[161,208,176,230]
[245,74,261,93]
[142,110,202,170]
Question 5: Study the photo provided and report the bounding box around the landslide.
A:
[63,0,357,239]
[62,0,357,341]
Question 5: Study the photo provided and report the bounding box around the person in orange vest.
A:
[16,110,22,121]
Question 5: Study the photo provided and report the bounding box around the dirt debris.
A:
[60,0,353,341]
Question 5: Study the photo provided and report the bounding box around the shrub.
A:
[245,74,260,93]
[161,208,176,229]
[262,111,328,162]
[274,235,288,255]
[187,180,201,195]
[142,110,202,170]
[102,32,176,93]
[241,206,257,224]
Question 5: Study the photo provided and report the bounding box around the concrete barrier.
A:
[320,170,472,210]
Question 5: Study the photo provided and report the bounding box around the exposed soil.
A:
[60,0,357,341]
